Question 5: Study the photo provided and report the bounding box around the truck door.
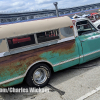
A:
[76,20,100,63]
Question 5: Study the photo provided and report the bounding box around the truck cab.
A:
[73,18,100,63]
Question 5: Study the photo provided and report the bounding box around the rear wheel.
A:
[26,63,51,87]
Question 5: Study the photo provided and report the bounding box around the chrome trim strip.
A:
[80,55,84,58]
[57,36,75,43]
[84,50,100,57]
[53,56,79,67]
[79,50,100,58]
[0,75,24,85]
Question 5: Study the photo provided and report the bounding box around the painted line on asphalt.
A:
[76,86,100,100]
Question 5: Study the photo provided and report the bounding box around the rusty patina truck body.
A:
[0,16,99,87]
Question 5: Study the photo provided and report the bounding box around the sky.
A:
[0,0,99,13]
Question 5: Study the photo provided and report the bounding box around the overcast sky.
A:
[0,0,99,12]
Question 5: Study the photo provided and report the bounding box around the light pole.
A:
[53,2,59,17]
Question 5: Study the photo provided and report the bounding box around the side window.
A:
[7,34,35,49]
[76,20,97,36]
[36,29,59,43]
[60,26,74,37]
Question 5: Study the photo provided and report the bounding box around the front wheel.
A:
[26,63,51,87]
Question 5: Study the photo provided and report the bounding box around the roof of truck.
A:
[0,16,73,39]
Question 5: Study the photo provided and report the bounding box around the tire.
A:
[26,63,51,87]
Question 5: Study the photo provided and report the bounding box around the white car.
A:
[93,19,100,29]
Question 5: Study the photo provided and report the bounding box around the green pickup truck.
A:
[0,16,99,87]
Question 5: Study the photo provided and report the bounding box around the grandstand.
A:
[0,3,100,24]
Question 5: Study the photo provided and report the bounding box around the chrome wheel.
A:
[26,63,51,87]
[33,67,48,84]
